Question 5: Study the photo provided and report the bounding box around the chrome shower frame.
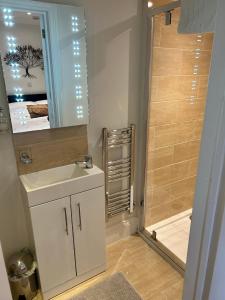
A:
[138,0,185,275]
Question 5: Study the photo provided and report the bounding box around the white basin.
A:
[21,164,88,190]
[20,164,104,207]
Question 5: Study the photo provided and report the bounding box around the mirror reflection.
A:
[0,4,89,134]
[0,10,49,133]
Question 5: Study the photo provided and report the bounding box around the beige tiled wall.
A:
[145,8,213,226]
[13,125,88,175]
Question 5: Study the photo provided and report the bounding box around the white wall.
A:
[0,22,46,95]
[0,242,12,299]
[0,0,143,259]
[0,59,29,261]
[83,0,142,241]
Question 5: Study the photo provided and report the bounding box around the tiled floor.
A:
[35,235,183,300]
[146,209,192,264]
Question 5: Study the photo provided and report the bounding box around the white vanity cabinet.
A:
[30,186,105,298]
[20,165,106,300]
[30,196,76,293]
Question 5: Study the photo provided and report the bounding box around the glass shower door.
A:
[142,4,213,270]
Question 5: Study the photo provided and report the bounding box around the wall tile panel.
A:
[145,7,213,226]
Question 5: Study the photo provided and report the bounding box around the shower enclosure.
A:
[140,1,214,272]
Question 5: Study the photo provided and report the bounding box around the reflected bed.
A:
[9,99,50,133]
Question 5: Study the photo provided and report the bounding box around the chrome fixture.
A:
[20,152,32,164]
[103,124,136,219]
[75,155,93,169]
[8,248,38,300]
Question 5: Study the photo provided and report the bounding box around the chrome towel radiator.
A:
[103,124,135,219]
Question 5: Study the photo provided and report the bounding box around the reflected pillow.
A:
[27,104,48,118]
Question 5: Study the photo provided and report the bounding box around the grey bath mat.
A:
[70,273,142,300]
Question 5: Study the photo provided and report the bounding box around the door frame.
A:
[139,0,225,299]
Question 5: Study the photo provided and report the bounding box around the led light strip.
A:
[2,8,14,27]
[14,87,24,102]
[18,110,27,125]
[71,16,79,32]
[72,15,85,120]
[5,34,20,80]
[11,63,20,79]
[6,36,16,53]
[76,105,84,119]
[73,40,80,56]
[14,87,27,125]
[75,85,82,99]
[74,63,81,78]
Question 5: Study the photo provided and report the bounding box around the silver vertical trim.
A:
[103,128,109,221]
[63,207,69,235]
[77,203,82,231]
[130,124,136,213]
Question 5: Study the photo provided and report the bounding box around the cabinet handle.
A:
[64,207,69,235]
[77,203,82,231]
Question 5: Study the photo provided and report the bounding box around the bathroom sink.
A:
[20,164,104,207]
[21,164,88,190]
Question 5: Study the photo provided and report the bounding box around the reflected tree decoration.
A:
[4,45,43,78]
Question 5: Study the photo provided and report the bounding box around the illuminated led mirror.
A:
[0,3,89,133]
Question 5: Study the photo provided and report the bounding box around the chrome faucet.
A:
[75,155,93,169]
[20,152,32,165]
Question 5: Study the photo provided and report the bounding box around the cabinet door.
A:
[30,197,76,292]
[71,187,106,276]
